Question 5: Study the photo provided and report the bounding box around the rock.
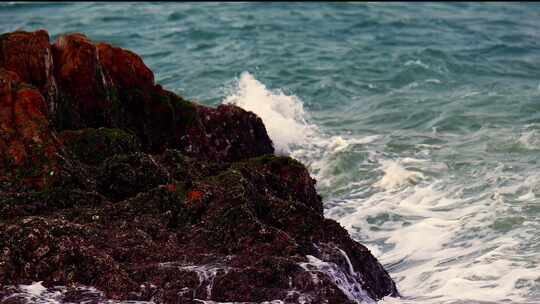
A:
[52,33,114,130]
[96,152,169,202]
[0,29,272,191]
[53,33,274,161]
[96,41,274,160]
[0,29,398,304]
[0,68,59,191]
[177,103,275,162]
[96,42,154,91]
[59,127,140,165]
[0,217,136,295]
[0,152,398,303]
[0,30,58,116]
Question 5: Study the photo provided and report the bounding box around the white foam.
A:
[222,72,382,191]
[373,160,424,190]
[220,73,540,304]
[327,135,381,153]
[299,254,375,304]
[223,72,316,155]
[333,166,540,303]
[518,130,540,150]
[2,283,154,304]
[20,281,48,297]
[159,262,230,299]
[404,60,429,69]
[6,282,62,304]
[328,136,354,153]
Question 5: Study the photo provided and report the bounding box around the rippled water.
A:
[2,2,540,304]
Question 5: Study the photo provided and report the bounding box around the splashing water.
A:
[158,261,231,300]
[223,72,316,155]
[222,73,540,304]
[2,282,153,304]
[299,248,375,304]
[223,72,379,189]
[373,160,424,191]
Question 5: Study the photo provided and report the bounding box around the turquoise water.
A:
[2,2,540,303]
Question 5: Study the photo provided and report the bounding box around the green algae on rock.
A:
[60,127,141,165]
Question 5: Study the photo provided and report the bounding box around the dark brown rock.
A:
[1,152,398,303]
[59,127,141,166]
[96,152,169,202]
[53,34,274,162]
[178,103,275,162]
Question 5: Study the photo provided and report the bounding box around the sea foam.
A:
[223,72,316,155]
[223,73,540,304]
[222,72,381,189]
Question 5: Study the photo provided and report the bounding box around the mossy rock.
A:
[96,152,169,202]
[171,94,198,128]
[158,149,229,183]
[1,143,59,193]
[60,127,141,165]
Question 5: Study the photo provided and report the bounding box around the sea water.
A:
[1,2,539,303]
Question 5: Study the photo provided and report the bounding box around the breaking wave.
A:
[223,73,540,304]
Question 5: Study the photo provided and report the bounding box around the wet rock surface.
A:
[0,29,398,303]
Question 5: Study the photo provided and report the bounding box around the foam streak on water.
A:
[2,282,153,304]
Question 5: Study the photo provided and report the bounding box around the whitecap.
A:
[222,72,316,155]
[404,60,429,69]
[373,160,424,191]
[220,72,540,304]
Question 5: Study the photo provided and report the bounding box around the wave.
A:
[223,72,316,155]
[222,72,381,191]
[222,73,540,304]
[373,160,424,191]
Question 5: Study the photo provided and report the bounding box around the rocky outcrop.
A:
[0,29,398,303]
[50,32,273,161]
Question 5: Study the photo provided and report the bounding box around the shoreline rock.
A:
[0,29,398,303]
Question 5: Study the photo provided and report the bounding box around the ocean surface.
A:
[2,2,540,304]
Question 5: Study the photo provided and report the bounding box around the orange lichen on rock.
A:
[0,69,58,190]
[96,43,154,90]
[0,30,58,116]
[52,33,113,129]
[0,29,275,190]
[186,190,204,204]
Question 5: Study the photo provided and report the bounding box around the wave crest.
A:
[222,72,316,155]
